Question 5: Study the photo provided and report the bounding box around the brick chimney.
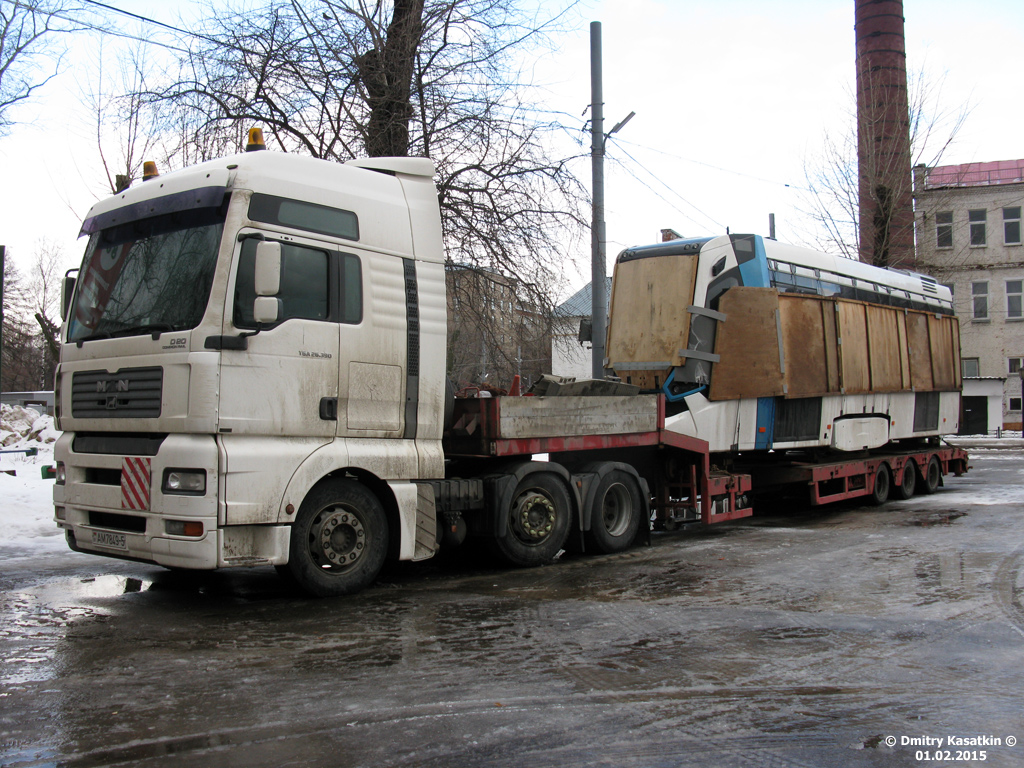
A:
[855,0,914,268]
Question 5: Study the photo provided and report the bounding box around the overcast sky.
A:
[2,0,1022,297]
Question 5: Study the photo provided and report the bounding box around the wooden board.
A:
[895,312,912,390]
[929,314,957,390]
[866,305,903,391]
[778,295,833,397]
[709,287,785,400]
[607,253,699,379]
[837,301,871,393]
[906,311,934,391]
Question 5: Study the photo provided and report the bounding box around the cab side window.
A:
[234,238,362,328]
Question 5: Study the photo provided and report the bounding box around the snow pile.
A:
[0,405,65,557]
[1,403,60,448]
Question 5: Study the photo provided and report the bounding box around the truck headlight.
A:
[55,462,66,485]
[162,469,207,495]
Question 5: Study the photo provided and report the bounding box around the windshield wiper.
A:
[75,329,115,346]
[109,323,177,339]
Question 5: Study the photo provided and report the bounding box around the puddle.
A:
[70,575,152,598]
[902,510,967,527]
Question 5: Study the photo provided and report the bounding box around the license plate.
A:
[91,530,128,551]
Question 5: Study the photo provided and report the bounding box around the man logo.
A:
[96,379,130,393]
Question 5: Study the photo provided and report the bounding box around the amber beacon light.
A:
[142,160,159,181]
[246,127,267,152]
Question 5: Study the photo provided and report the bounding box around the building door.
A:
[960,396,988,435]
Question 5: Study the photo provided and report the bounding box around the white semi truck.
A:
[52,133,968,596]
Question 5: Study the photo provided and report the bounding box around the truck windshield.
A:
[68,202,227,343]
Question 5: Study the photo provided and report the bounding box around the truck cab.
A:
[54,140,446,595]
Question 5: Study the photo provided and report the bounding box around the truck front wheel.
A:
[493,473,572,567]
[585,470,643,554]
[282,479,389,597]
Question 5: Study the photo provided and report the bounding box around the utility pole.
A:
[590,21,634,380]
[590,22,607,380]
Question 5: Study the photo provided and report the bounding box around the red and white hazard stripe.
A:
[121,457,152,511]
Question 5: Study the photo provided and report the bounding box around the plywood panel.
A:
[906,311,934,391]
[866,305,903,391]
[929,315,957,389]
[778,295,830,397]
[606,253,699,376]
[896,312,911,389]
[822,302,841,393]
[952,319,962,389]
[709,287,785,400]
[837,302,871,393]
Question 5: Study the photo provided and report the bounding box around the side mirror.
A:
[253,296,281,325]
[254,241,281,296]
[61,275,76,321]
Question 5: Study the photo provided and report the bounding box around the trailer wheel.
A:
[919,455,942,495]
[282,479,389,597]
[892,460,917,500]
[585,470,643,554]
[493,473,572,566]
[869,463,891,506]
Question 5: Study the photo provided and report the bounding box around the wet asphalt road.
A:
[2,445,1023,768]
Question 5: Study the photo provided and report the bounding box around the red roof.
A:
[921,159,1024,189]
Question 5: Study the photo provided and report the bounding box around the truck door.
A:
[336,249,410,438]
[218,232,341,439]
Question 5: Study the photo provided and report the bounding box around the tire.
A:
[585,470,643,554]
[492,472,572,566]
[869,463,891,506]
[919,455,942,495]
[892,459,917,500]
[282,478,389,597]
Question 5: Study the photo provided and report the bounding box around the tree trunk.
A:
[355,0,425,157]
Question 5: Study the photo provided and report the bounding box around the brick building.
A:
[914,160,1024,431]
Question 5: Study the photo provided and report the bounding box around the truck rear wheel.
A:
[282,478,389,597]
[585,470,643,554]
[892,459,917,500]
[919,455,942,494]
[493,473,572,566]
[869,463,891,506]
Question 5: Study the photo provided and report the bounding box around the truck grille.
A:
[72,367,163,419]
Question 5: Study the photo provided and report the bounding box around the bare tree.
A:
[81,41,165,192]
[801,67,969,260]
[118,0,584,380]
[0,0,94,137]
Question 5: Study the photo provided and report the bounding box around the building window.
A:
[1009,357,1023,375]
[972,281,988,320]
[1005,207,1022,245]
[1008,280,1023,320]
[969,209,987,246]
[962,358,980,378]
[935,211,953,248]
[1011,397,1023,412]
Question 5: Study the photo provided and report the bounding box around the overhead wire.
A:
[609,140,726,232]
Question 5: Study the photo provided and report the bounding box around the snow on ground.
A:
[0,404,65,557]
